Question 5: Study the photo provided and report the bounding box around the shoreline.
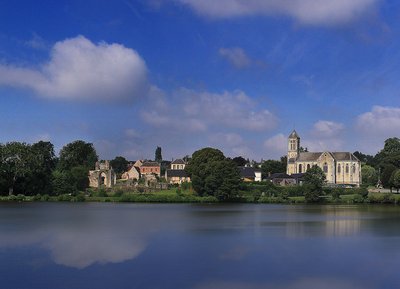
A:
[1,191,399,205]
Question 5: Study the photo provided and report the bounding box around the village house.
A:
[121,164,141,180]
[165,159,190,184]
[238,166,262,182]
[286,130,361,187]
[140,161,161,177]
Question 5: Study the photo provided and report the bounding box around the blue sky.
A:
[1,0,400,161]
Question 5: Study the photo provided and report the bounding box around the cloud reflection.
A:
[0,204,168,268]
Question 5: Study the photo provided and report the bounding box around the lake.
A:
[0,203,400,289]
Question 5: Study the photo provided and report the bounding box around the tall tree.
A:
[110,156,129,176]
[0,142,31,195]
[303,165,326,203]
[361,165,378,186]
[353,151,375,166]
[261,159,286,178]
[391,169,400,193]
[24,141,57,195]
[232,156,247,167]
[375,138,400,168]
[58,140,98,171]
[185,148,240,200]
[155,146,162,163]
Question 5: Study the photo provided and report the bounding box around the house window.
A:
[323,162,328,173]
[307,164,310,171]
[299,164,302,173]
[338,164,341,174]
[346,164,349,174]
[352,164,356,174]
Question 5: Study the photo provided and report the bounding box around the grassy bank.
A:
[1,189,400,205]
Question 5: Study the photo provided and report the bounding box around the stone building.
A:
[286,130,361,187]
[165,159,190,184]
[88,161,117,188]
[121,164,141,180]
[140,161,161,177]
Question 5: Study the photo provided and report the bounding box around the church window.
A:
[299,164,302,173]
[346,164,349,174]
[323,162,328,173]
[307,164,310,171]
[338,164,341,174]
[352,164,356,174]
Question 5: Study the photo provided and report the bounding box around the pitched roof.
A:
[288,130,300,139]
[297,152,322,161]
[142,161,160,167]
[239,167,255,178]
[171,159,185,164]
[268,173,292,179]
[296,151,360,162]
[331,152,359,161]
[166,169,188,177]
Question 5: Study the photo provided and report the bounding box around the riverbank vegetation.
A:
[1,138,400,204]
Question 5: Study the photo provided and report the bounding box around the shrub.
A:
[114,189,124,197]
[57,194,73,202]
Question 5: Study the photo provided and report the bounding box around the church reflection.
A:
[285,206,363,238]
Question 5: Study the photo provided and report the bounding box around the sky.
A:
[0,0,400,161]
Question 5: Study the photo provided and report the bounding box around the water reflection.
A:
[0,203,170,268]
[193,278,373,289]
[1,203,400,289]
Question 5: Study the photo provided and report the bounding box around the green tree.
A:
[155,146,162,163]
[0,142,31,195]
[110,156,129,177]
[375,138,400,168]
[261,159,286,178]
[381,164,397,188]
[23,141,57,195]
[353,151,375,166]
[303,165,326,203]
[361,165,378,186]
[391,169,400,193]
[185,148,240,201]
[52,170,77,195]
[58,140,98,171]
[232,156,247,167]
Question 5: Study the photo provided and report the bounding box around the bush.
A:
[368,193,396,204]
[73,193,86,202]
[114,189,124,197]
[57,194,73,202]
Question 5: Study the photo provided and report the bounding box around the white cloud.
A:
[141,88,278,132]
[356,106,400,136]
[219,47,251,69]
[264,133,287,156]
[0,35,148,102]
[312,120,344,138]
[176,0,379,26]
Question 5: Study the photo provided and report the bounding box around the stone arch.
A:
[100,172,107,186]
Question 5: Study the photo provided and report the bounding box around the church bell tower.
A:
[287,130,300,174]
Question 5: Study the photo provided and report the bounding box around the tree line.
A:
[0,140,98,196]
[355,137,400,191]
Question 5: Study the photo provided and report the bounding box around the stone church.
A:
[286,130,361,186]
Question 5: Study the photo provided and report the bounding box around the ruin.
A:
[88,161,116,188]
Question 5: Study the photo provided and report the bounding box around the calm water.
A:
[1,203,400,289]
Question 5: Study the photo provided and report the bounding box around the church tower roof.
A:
[288,130,300,139]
